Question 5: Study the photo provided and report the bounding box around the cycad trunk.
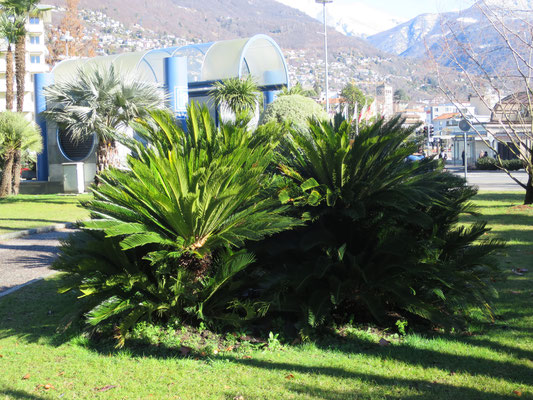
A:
[95,138,119,184]
[11,149,22,195]
[15,35,25,113]
[0,150,14,197]
[6,45,14,111]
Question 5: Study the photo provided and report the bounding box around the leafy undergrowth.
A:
[0,194,91,234]
[0,191,532,399]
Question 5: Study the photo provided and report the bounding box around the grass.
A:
[0,194,91,235]
[0,191,532,399]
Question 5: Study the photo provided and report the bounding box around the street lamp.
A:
[316,0,333,114]
[59,31,74,58]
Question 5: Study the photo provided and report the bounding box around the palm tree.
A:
[1,0,41,113]
[0,13,24,111]
[209,75,260,117]
[0,111,42,197]
[43,65,165,179]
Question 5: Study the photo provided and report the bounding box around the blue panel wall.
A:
[34,73,54,182]
[164,57,188,128]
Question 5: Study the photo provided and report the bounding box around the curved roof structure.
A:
[52,35,289,87]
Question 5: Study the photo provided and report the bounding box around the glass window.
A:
[30,55,40,64]
[30,36,40,45]
[29,17,40,24]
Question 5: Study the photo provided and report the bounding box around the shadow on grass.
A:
[2,277,533,395]
[286,380,515,400]
[3,281,532,387]
[0,390,47,400]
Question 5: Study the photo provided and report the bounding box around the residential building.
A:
[0,5,52,119]
[376,83,393,118]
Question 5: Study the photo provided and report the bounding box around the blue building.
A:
[30,35,289,193]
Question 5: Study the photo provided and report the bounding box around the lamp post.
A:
[59,31,74,58]
[459,119,471,180]
[316,0,333,114]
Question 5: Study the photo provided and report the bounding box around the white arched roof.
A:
[52,35,289,87]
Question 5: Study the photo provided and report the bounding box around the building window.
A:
[30,55,40,64]
[29,17,39,24]
[30,36,40,45]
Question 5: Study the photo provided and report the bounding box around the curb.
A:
[0,222,77,242]
[0,278,45,299]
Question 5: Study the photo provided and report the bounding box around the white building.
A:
[0,5,52,119]
[376,84,393,118]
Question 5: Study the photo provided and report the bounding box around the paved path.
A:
[447,165,528,191]
[0,228,76,296]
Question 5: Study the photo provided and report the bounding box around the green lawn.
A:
[0,194,91,235]
[0,191,532,399]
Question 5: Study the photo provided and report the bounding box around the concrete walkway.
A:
[447,165,528,191]
[0,228,76,297]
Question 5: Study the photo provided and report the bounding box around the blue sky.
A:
[339,0,477,20]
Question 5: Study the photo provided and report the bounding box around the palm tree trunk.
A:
[15,34,26,113]
[95,138,119,184]
[6,44,14,111]
[11,149,22,195]
[0,150,15,197]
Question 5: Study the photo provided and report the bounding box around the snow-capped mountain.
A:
[273,0,405,38]
[366,0,533,74]
[367,0,533,57]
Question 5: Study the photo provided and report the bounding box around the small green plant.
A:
[395,319,408,336]
[267,331,282,350]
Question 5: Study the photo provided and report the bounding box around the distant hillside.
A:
[46,0,379,55]
[45,0,473,100]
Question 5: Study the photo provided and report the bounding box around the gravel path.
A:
[0,228,76,295]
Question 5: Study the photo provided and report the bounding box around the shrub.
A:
[53,104,299,346]
[476,156,498,170]
[251,116,503,330]
[476,157,524,171]
[261,94,328,129]
[502,159,524,171]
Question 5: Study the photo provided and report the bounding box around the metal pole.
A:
[323,2,329,114]
[355,101,359,135]
[464,131,468,179]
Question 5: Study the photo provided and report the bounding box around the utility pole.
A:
[316,0,333,114]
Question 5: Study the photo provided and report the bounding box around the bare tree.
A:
[432,0,533,204]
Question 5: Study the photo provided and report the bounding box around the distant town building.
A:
[376,83,393,118]
[0,5,52,119]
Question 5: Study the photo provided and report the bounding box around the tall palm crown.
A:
[209,75,260,116]
[43,65,166,176]
[0,111,42,197]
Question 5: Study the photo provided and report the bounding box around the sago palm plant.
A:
[253,116,503,329]
[54,104,299,345]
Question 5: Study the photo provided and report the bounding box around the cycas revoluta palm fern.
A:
[54,104,299,345]
[43,65,165,180]
[253,116,503,329]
